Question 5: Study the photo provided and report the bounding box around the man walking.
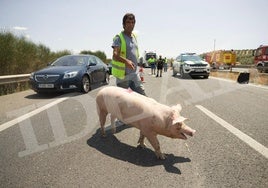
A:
[111,13,146,96]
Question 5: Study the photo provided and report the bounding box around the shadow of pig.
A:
[87,128,191,174]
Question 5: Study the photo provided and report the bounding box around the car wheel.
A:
[180,67,185,78]
[103,72,110,84]
[81,75,90,93]
[172,68,177,76]
[257,65,264,73]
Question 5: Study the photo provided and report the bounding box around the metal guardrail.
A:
[234,65,255,68]
[0,74,31,85]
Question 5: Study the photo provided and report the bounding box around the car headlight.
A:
[206,64,210,68]
[184,63,190,67]
[63,71,78,79]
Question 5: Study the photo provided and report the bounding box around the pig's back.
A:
[99,86,169,114]
[100,86,157,106]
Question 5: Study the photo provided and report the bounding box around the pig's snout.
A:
[188,129,196,137]
[181,125,196,138]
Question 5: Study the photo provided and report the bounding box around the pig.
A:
[96,86,196,159]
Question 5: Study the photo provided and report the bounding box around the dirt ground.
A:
[210,69,268,86]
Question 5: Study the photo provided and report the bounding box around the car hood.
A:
[184,60,208,65]
[34,66,83,75]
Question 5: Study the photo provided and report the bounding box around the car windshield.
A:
[182,55,202,61]
[51,56,88,66]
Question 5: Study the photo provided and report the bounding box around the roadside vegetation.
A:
[0,32,108,76]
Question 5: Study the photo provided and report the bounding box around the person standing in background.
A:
[156,55,164,77]
[164,57,168,72]
[148,55,156,75]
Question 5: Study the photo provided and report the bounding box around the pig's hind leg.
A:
[98,108,108,137]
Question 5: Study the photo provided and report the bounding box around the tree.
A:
[80,50,107,62]
[0,32,16,75]
[0,31,107,75]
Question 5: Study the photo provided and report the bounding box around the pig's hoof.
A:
[156,153,166,160]
[116,120,125,126]
[137,143,147,149]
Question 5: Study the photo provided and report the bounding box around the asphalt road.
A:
[0,68,267,187]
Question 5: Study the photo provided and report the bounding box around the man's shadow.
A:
[87,125,191,174]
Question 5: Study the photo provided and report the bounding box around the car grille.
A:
[189,64,207,68]
[35,74,60,82]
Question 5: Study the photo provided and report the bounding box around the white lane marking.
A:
[196,105,268,159]
[0,97,69,132]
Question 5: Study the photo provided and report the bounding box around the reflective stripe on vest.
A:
[112,32,139,79]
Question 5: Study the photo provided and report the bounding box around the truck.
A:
[253,45,268,73]
[204,50,236,69]
[139,51,157,68]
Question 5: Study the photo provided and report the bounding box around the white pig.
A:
[96,86,196,159]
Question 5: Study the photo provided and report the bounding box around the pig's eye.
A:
[176,123,182,130]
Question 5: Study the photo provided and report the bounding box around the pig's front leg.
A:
[146,133,166,160]
[137,131,146,148]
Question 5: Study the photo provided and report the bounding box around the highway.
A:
[0,68,267,187]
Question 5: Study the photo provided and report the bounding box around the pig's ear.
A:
[171,104,182,113]
[173,116,187,125]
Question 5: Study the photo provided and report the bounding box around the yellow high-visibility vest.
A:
[148,57,155,64]
[112,32,139,79]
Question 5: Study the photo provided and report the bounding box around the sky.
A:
[1,0,268,59]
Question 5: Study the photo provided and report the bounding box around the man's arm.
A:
[112,46,135,70]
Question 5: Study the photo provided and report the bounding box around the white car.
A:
[173,53,210,79]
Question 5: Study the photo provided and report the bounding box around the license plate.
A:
[195,69,204,72]
[38,84,54,88]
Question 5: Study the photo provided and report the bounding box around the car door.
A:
[87,56,104,83]
[94,57,106,81]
